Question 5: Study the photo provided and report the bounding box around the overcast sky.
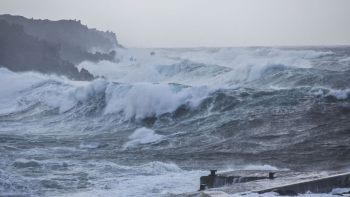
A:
[1,0,350,48]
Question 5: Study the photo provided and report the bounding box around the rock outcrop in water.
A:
[0,14,122,64]
[0,19,94,80]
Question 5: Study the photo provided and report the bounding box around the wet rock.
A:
[12,161,40,168]
[79,68,94,81]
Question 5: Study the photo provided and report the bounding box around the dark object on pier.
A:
[269,172,276,179]
[210,170,217,176]
[150,52,155,56]
[199,184,207,191]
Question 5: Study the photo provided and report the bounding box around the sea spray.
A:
[2,47,350,197]
[123,127,164,150]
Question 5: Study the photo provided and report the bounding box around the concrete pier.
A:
[200,170,272,189]
[174,171,350,197]
[253,172,350,194]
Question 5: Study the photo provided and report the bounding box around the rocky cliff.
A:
[0,14,122,64]
[0,19,94,80]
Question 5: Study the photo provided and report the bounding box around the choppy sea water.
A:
[1,47,350,196]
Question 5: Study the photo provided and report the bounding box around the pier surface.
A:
[174,170,350,197]
[253,172,350,194]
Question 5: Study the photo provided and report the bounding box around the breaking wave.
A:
[2,47,350,197]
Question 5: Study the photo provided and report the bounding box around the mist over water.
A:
[2,47,350,196]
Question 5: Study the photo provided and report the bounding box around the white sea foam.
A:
[123,128,164,150]
[328,89,350,100]
[0,46,342,118]
[77,47,331,86]
[314,89,324,97]
[1,47,348,197]
[0,68,67,115]
[0,68,214,119]
[104,83,214,120]
[242,164,283,171]
[54,161,204,197]
[220,164,289,172]
[311,87,350,100]
[181,48,332,69]
[339,57,350,62]
[50,79,107,113]
[79,141,104,149]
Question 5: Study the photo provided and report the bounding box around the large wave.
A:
[76,47,334,86]
[0,68,214,120]
[1,46,350,119]
[2,47,350,196]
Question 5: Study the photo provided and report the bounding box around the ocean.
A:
[1,47,350,196]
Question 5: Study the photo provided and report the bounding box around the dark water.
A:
[1,47,350,196]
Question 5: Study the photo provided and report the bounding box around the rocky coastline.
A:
[0,15,123,80]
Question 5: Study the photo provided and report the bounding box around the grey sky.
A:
[1,0,350,48]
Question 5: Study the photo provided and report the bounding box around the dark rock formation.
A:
[0,14,122,64]
[0,20,94,81]
[79,68,95,81]
[60,44,118,65]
